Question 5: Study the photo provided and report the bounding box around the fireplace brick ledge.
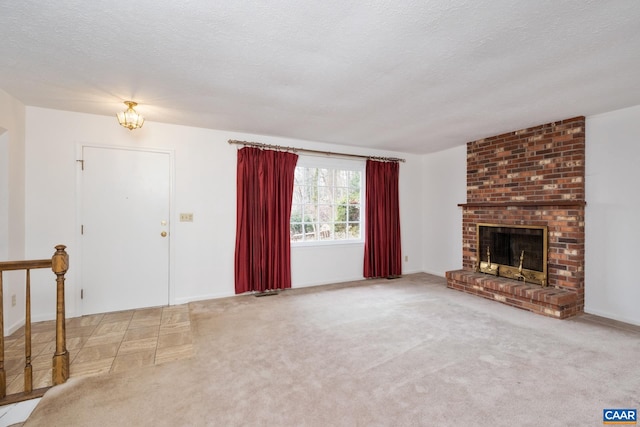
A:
[445,270,578,319]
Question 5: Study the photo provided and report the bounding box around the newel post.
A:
[51,245,69,385]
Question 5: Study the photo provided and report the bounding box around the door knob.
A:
[161,231,167,237]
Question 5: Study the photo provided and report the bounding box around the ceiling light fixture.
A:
[117,101,145,130]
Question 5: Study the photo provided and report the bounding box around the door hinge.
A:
[81,289,84,299]
[81,224,84,235]
[76,159,84,170]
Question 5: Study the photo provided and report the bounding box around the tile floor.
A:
[2,303,193,396]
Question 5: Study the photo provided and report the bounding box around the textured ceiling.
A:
[1,1,640,154]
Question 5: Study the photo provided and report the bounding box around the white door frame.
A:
[75,143,176,315]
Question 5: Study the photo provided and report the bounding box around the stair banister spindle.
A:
[51,245,69,385]
[24,269,33,393]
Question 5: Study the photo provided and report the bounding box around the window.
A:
[290,157,364,243]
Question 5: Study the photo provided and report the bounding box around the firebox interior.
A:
[477,223,548,286]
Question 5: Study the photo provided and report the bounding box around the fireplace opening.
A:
[477,224,548,286]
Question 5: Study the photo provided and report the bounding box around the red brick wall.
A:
[461,117,585,310]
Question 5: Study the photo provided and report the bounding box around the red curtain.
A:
[234,147,298,294]
[363,160,402,278]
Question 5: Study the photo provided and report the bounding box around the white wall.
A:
[0,89,26,334]
[398,151,424,275]
[585,104,640,326]
[24,106,423,320]
[421,145,466,276]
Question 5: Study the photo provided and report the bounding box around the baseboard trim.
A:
[584,307,640,327]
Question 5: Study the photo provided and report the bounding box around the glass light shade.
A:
[117,101,145,130]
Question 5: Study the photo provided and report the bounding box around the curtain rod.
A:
[227,140,406,163]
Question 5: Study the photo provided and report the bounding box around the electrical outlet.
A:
[11,294,16,307]
[179,213,194,222]
[404,256,408,262]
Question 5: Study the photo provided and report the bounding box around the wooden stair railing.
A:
[0,245,70,405]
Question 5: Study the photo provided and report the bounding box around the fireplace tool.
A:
[479,246,499,275]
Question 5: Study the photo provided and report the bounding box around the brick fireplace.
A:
[446,117,585,319]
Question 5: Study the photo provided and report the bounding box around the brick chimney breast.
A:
[447,117,585,319]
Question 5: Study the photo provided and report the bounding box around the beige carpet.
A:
[24,273,640,426]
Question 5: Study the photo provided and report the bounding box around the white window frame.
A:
[290,155,365,246]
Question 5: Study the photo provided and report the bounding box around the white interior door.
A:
[80,146,171,314]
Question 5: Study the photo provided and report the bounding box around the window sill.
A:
[291,240,364,248]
